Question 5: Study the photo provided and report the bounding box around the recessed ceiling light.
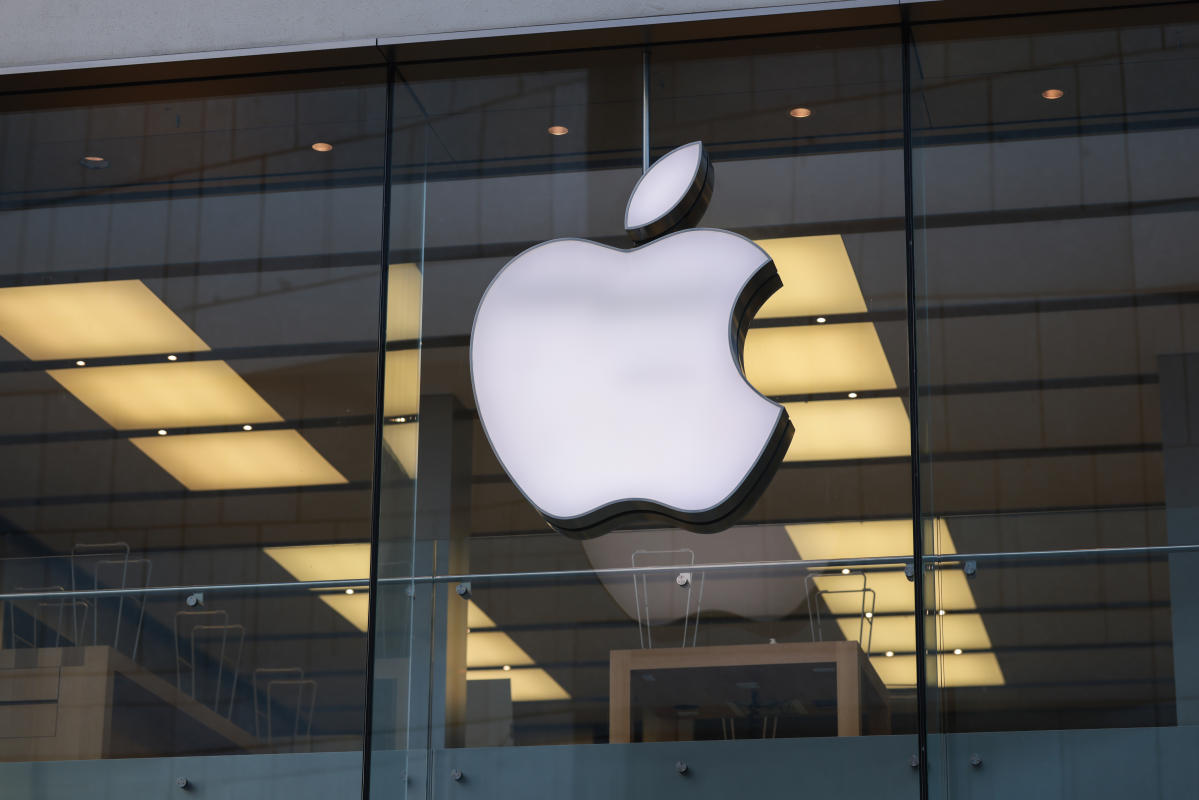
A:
[1041,89,1064,100]
[345,588,355,595]
[167,354,177,361]
[311,142,333,152]
[547,125,569,136]
[815,317,826,324]
[157,429,167,436]
[80,156,109,169]
[865,611,873,619]
[398,416,406,423]
[847,392,858,399]
[242,424,253,431]
[502,664,512,671]
[841,567,851,575]
[885,650,895,657]
[953,648,963,655]
[938,609,946,616]
[788,107,812,118]
[75,360,86,366]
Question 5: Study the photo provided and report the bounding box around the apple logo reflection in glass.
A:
[470,141,795,539]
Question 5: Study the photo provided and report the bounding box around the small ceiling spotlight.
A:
[938,609,946,616]
[847,392,858,399]
[953,648,964,655]
[398,416,407,423]
[885,650,895,657]
[841,567,851,575]
[547,125,569,136]
[75,360,86,366]
[242,424,253,431]
[788,107,812,118]
[1041,88,1064,100]
[311,142,334,152]
[345,588,355,595]
[816,317,827,324]
[80,155,109,169]
[865,612,873,619]
[167,354,178,361]
[502,664,512,671]
[157,429,168,436]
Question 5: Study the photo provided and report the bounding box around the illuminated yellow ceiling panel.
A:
[382,422,419,479]
[131,429,347,491]
[47,361,284,430]
[753,236,867,319]
[387,263,422,343]
[787,520,1004,687]
[0,279,209,360]
[745,323,898,397]
[465,602,570,702]
[870,653,1005,688]
[264,543,371,632]
[384,349,420,418]
[783,398,911,461]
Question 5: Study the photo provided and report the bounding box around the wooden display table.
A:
[609,641,890,743]
[0,645,256,760]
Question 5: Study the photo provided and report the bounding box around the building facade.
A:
[1,1,1198,797]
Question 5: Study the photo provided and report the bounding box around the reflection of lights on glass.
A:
[788,107,812,118]
[1041,89,1064,100]
[547,125,569,136]
[841,567,851,574]
[954,648,963,655]
[885,651,895,657]
[157,429,167,436]
[311,142,333,152]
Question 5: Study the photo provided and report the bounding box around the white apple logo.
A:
[470,141,793,538]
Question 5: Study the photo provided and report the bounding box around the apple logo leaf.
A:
[624,141,715,244]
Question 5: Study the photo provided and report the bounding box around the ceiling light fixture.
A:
[788,107,812,118]
[345,588,355,595]
[80,156,109,169]
[815,317,826,324]
[954,648,964,655]
[938,609,946,616]
[311,142,333,152]
[547,125,569,136]
[847,392,858,399]
[75,360,86,366]
[1041,89,1064,100]
[157,429,167,436]
[242,424,253,431]
[885,651,895,657]
[167,355,177,361]
[841,567,851,575]
[502,664,512,671]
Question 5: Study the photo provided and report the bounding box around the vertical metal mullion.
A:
[642,47,651,172]
[360,57,397,800]
[901,13,930,800]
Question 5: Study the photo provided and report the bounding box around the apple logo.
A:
[470,141,794,539]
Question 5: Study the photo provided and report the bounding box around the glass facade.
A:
[1,2,1198,798]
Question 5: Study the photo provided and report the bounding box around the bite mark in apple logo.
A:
[470,141,795,539]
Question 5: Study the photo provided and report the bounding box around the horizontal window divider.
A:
[6,544,1195,603]
[0,414,375,447]
[0,479,371,508]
